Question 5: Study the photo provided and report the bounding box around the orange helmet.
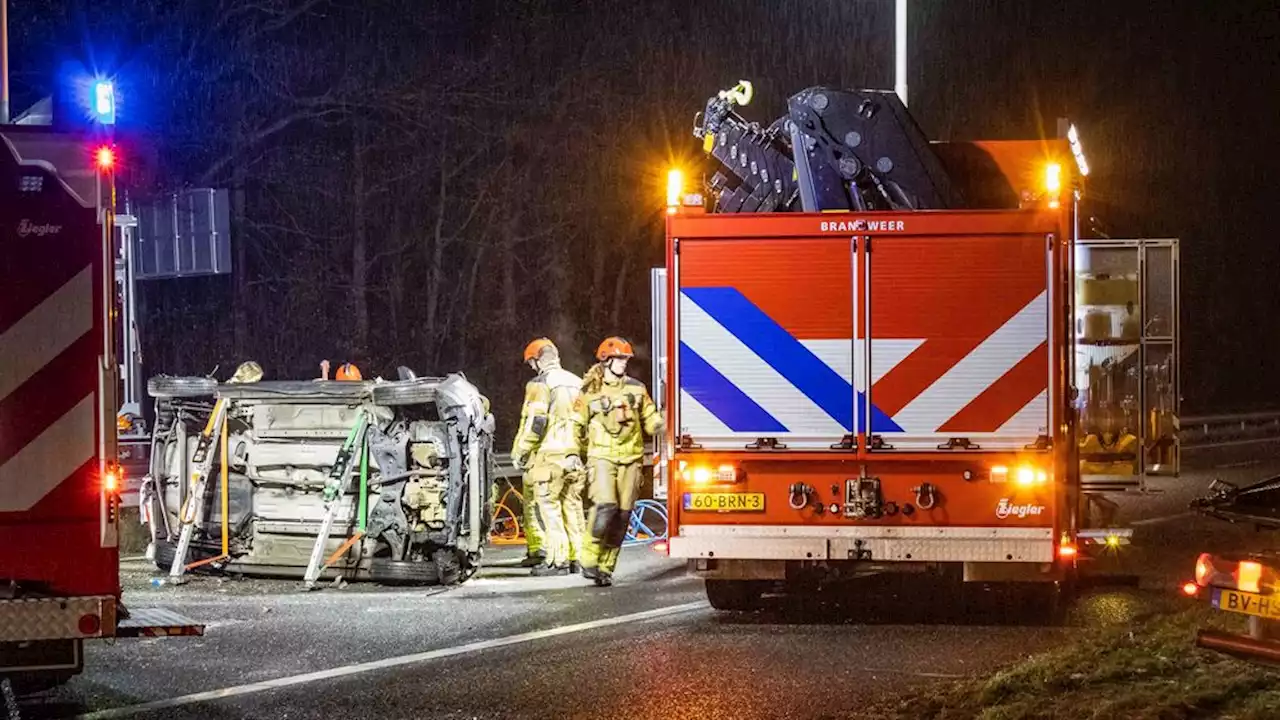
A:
[523,337,556,363]
[596,336,634,361]
[335,363,362,381]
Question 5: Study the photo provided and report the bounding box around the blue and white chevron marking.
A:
[677,287,913,439]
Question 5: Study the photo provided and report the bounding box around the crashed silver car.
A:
[140,371,495,585]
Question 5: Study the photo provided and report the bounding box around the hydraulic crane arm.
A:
[694,82,960,213]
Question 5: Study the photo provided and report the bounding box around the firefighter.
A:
[576,336,662,587]
[511,338,587,575]
[335,362,362,381]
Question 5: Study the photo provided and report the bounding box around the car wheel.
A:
[705,580,766,611]
[148,375,217,399]
[371,379,438,407]
[152,540,176,571]
[434,548,466,585]
[369,558,436,586]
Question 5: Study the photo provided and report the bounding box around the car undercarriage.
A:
[141,372,495,586]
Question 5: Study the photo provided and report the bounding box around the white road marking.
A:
[75,602,707,719]
[1129,512,1195,527]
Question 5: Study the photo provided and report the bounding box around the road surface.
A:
[16,448,1280,720]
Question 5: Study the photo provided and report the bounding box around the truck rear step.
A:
[115,608,204,638]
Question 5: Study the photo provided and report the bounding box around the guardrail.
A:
[1181,411,1280,449]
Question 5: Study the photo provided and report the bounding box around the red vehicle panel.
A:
[0,131,119,599]
[665,206,1072,569]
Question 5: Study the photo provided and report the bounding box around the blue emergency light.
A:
[92,81,115,125]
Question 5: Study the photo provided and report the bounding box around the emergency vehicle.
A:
[651,83,1179,609]
[0,127,201,691]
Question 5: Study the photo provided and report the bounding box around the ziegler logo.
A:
[820,219,905,233]
[17,219,62,237]
[996,498,1045,519]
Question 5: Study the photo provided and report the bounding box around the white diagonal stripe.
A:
[0,395,97,512]
[680,294,846,436]
[997,390,1049,436]
[0,267,94,402]
[678,389,733,436]
[892,291,1048,434]
[801,339,923,391]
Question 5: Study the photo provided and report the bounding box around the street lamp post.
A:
[2,0,10,123]
[896,0,906,105]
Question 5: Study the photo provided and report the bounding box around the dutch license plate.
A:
[1211,588,1280,621]
[682,492,765,512]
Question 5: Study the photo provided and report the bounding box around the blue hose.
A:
[624,499,669,546]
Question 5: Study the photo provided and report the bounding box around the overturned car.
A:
[141,371,495,585]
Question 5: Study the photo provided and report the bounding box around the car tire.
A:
[434,548,464,585]
[371,380,437,407]
[369,558,436,586]
[705,580,766,611]
[152,540,176,571]
[148,376,217,399]
[151,540,221,574]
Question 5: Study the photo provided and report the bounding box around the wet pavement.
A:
[14,447,1280,720]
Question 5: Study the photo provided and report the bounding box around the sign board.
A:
[134,189,232,279]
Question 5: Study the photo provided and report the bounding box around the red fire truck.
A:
[653,84,1177,609]
[0,127,201,692]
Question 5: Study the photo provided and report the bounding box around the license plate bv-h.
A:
[1212,588,1280,620]
[682,492,765,512]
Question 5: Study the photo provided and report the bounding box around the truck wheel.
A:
[371,380,438,407]
[147,376,217,399]
[705,580,766,611]
[369,558,436,586]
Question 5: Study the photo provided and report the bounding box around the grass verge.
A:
[877,597,1280,720]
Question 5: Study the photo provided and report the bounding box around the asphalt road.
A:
[15,446,1280,720]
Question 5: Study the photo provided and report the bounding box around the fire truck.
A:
[651,83,1180,609]
[0,127,202,692]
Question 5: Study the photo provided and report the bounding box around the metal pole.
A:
[1,0,9,124]
[894,0,908,107]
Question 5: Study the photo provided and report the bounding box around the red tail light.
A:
[1195,553,1213,586]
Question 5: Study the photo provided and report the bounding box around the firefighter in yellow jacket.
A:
[511,338,587,576]
[576,337,662,587]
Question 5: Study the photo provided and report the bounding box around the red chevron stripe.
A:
[937,343,1049,433]
[0,230,96,335]
[0,331,99,466]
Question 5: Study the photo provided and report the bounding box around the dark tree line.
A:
[11,0,1280,437]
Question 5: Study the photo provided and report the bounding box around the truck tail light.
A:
[104,467,120,493]
[990,464,1049,486]
[679,462,741,487]
[1182,582,1199,597]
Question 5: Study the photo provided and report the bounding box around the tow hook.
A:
[848,538,872,560]
[911,482,939,511]
[789,482,815,510]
